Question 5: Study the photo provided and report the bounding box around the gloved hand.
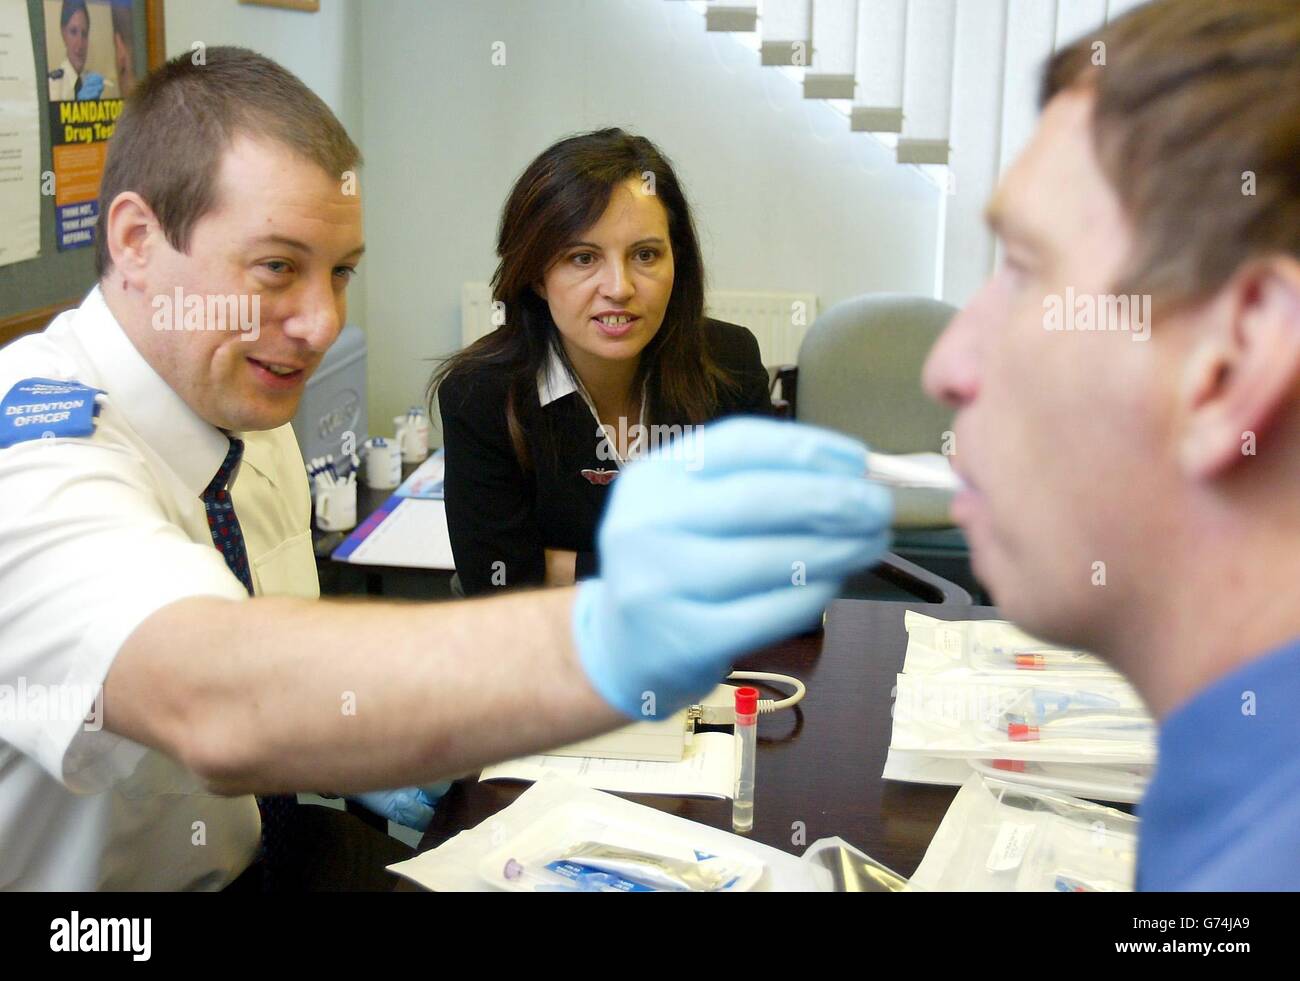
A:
[350,780,452,831]
[575,417,892,719]
[77,72,105,100]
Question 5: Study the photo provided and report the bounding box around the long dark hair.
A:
[429,128,736,469]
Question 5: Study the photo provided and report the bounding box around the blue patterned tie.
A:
[203,438,254,595]
[202,437,298,890]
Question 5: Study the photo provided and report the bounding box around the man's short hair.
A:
[94,46,362,278]
[1044,0,1299,306]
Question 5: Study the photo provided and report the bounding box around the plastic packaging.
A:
[970,758,1153,803]
[477,806,765,892]
[907,773,1138,891]
[903,611,1110,676]
[802,837,909,892]
[883,749,1153,804]
[512,842,739,891]
[891,673,1155,764]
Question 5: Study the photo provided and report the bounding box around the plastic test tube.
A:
[733,687,759,834]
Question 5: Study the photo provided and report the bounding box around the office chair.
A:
[786,293,983,603]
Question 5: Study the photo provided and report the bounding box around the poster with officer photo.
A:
[43,0,135,250]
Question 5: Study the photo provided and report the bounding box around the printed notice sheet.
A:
[0,0,41,266]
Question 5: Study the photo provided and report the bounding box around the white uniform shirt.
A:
[0,287,318,889]
[48,59,116,101]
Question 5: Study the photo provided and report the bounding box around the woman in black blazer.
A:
[432,129,771,596]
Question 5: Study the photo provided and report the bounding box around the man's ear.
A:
[1179,256,1300,479]
[104,191,162,291]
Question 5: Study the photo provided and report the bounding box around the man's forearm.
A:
[105,588,624,794]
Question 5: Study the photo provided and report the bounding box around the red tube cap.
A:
[735,686,759,715]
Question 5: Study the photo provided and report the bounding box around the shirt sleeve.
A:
[0,432,250,795]
[438,371,547,595]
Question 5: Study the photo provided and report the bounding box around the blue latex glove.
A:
[575,417,893,719]
[77,72,105,100]
[350,780,452,831]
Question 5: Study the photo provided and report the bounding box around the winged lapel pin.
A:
[580,468,618,486]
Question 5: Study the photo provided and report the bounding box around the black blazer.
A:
[439,319,772,595]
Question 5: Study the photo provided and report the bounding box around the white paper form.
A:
[480,732,736,799]
[0,0,40,266]
[343,498,455,569]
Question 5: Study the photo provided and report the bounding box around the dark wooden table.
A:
[412,598,1002,879]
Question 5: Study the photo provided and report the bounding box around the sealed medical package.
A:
[886,612,1156,802]
[891,673,1155,764]
[883,750,1153,804]
[474,797,765,892]
[903,611,1111,676]
[908,773,1138,891]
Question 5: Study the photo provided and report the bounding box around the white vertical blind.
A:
[760,0,814,65]
[851,0,907,131]
[897,0,956,164]
[945,0,1117,302]
[805,0,858,98]
[942,0,1008,303]
[705,2,759,33]
[1055,0,1108,50]
[667,0,1125,304]
[997,0,1058,182]
[1106,0,1149,22]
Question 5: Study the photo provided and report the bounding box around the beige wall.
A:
[158,0,942,442]
[357,0,941,440]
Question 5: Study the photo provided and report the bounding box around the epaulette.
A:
[0,378,104,448]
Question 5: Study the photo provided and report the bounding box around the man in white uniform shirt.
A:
[0,286,313,888]
[0,47,890,889]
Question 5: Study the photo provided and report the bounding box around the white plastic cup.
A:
[394,413,430,463]
[315,481,357,531]
[363,437,402,490]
